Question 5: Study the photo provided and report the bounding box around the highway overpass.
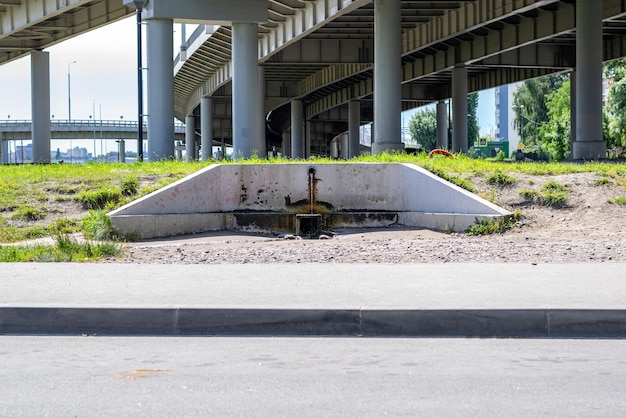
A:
[2,0,625,161]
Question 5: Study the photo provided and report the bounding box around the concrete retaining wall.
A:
[108,163,511,238]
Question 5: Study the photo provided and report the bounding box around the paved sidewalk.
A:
[2,263,625,337]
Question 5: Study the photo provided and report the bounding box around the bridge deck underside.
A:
[174,0,626,154]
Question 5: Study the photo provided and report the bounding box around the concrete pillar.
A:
[291,99,304,158]
[117,140,126,163]
[372,0,403,154]
[31,51,51,163]
[185,115,196,161]
[452,64,468,153]
[258,65,266,156]
[436,100,449,149]
[348,99,360,158]
[305,120,311,158]
[573,0,606,159]
[232,22,259,159]
[146,18,175,160]
[282,131,291,158]
[1,134,7,164]
[201,96,213,160]
[570,70,577,156]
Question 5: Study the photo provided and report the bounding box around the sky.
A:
[0,17,496,154]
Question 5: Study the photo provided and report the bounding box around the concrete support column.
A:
[573,0,606,159]
[1,133,7,164]
[117,140,126,163]
[348,99,360,158]
[146,18,175,160]
[570,70,577,155]
[258,65,266,157]
[305,120,311,158]
[185,115,196,161]
[31,51,51,163]
[232,22,259,159]
[372,0,403,154]
[291,99,304,158]
[282,131,291,158]
[452,64,468,153]
[436,100,449,149]
[201,96,213,160]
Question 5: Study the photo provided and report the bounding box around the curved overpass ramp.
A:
[174,0,626,158]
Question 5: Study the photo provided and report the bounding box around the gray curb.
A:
[2,307,626,338]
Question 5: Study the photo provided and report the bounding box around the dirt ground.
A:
[111,172,626,264]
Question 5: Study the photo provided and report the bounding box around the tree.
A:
[604,58,626,149]
[467,92,479,148]
[512,74,566,152]
[540,80,571,161]
[407,108,437,151]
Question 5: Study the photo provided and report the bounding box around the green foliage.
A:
[593,177,611,186]
[604,58,626,149]
[81,210,130,241]
[11,205,47,221]
[608,196,626,204]
[540,80,571,161]
[512,74,566,151]
[486,171,516,187]
[0,234,121,262]
[466,210,522,236]
[81,210,112,240]
[407,108,437,151]
[519,180,569,207]
[467,92,480,149]
[77,187,122,210]
[121,176,139,196]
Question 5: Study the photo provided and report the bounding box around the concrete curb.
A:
[2,307,626,338]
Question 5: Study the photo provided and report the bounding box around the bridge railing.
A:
[0,120,186,133]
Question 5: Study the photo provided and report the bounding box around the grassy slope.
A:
[1,154,625,245]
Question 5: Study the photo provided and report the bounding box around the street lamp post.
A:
[67,61,77,121]
[126,0,148,161]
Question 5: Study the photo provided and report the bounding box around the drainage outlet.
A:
[295,213,323,238]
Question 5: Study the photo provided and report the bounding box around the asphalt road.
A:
[1,336,625,417]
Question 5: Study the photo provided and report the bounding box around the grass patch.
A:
[0,234,121,262]
[76,187,122,210]
[466,210,522,236]
[486,171,516,187]
[593,177,611,186]
[608,196,626,205]
[11,205,47,221]
[519,180,570,208]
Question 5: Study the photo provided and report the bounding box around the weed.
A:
[121,176,139,196]
[11,205,47,221]
[480,189,499,205]
[541,180,569,193]
[0,234,121,262]
[608,196,626,205]
[77,188,122,210]
[519,189,539,200]
[593,177,611,186]
[540,191,568,208]
[466,210,522,236]
[486,171,516,187]
[82,210,117,240]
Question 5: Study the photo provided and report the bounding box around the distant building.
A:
[495,83,522,156]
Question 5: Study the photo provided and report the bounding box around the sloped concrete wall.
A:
[108,163,510,238]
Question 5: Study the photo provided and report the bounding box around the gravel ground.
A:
[113,172,626,264]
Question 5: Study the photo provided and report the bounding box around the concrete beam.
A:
[125,0,268,24]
